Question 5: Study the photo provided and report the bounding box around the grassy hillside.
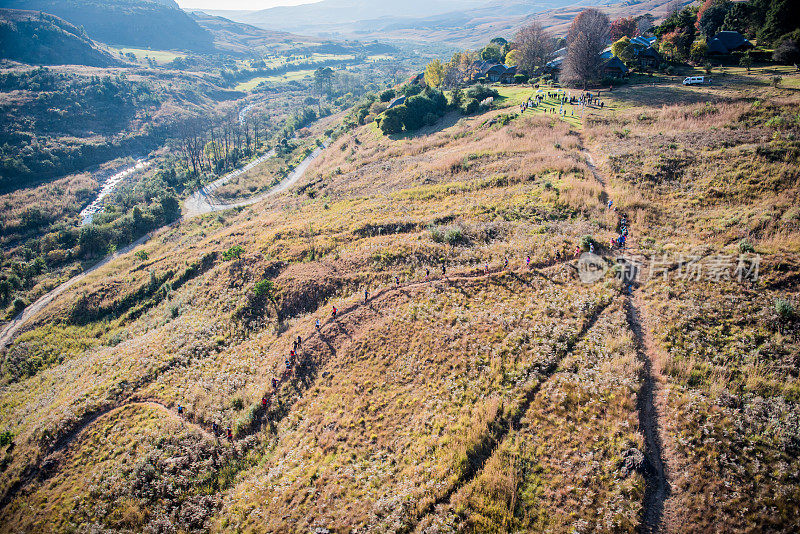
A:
[4,0,214,51]
[0,68,799,532]
[0,9,121,67]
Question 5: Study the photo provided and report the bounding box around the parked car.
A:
[682,76,705,85]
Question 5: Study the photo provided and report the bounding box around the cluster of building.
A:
[407,30,754,86]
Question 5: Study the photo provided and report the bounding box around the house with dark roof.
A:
[707,31,753,55]
[409,72,425,85]
[633,46,661,69]
[601,55,629,77]
[468,61,519,84]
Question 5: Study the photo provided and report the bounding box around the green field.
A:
[235,68,318,91]
[494,85,583,127]
[107,46,184,65]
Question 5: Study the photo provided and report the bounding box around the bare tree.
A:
[562,8,610,88]
[513,22,557,74]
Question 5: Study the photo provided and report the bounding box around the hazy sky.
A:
[177,0,318,11]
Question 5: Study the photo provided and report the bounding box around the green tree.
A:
[611,37,635,65]
[697,0,732,40]
[739,50,753,72]
[314,66,334,95]
[690,39,708,61]
[223,245,245,261]
[480,44,503,63]
[379,105,406,135]
[758,0,800,46]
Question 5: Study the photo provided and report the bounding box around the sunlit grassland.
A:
[494,85,583,127]
[235,68,317,91]
[4,73,800,532]
[106,46,184,65]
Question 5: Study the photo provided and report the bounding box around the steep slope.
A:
[0,9,121,67]
[3,0,213,51]
[1,69,799,533]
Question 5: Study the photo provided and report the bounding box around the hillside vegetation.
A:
[0,9,121,67]
[4,0,214,51]
[1,67,799,533]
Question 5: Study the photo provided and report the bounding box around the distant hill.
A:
[210,0,691,46]
[0,8,121,67]
[3,0,214,51]
[189,11,316,54]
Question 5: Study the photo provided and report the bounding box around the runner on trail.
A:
[425,268,430,280]
[212,422,218,435]
[608,199,613,209]
[526,256,531,268]
[285,358,292,373]
[316,319,321,329]
[290,349,296,361]
[296,335,301,348]
[395,276,400,287]
[262,396,268,408]
[332,306,337,319]
[441,264,446,276]
[364,289,369,303]
[227,427,233,440]
[484,263,489,274]
[504,257,509,270]
[272,377,279,389]
[177,404,183,416]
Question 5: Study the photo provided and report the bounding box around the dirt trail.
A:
[626,295,670,533]
[1,144,324,353]
[582,140,671,533]
[183,144,324,217]
[0,228,165,353]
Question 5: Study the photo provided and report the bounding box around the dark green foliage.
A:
[460,98,479,115]
[465,84,499,102]
[0,9,121,67]
[378,88,448,135]
[0,68,161,189]
[758,0,800,46]
[379,88,396,102]
[0,430,13,447]
[480,44,503,63]
[378,106,406,135]
[223,245,245,261]
[698,1,732,39]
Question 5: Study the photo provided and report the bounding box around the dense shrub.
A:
[379,88,448,135]
[461,98,480,115]
[465,84,499,102]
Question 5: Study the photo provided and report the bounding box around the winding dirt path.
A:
[1,144,326,353]
[0,229,162,353]
[183,144,324,217]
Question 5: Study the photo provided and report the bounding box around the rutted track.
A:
[626,295,670,534]
[0,263,577,511]
[402,294,616,533]
[183,145,324,217]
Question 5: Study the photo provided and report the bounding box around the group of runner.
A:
[180,203,634,442]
